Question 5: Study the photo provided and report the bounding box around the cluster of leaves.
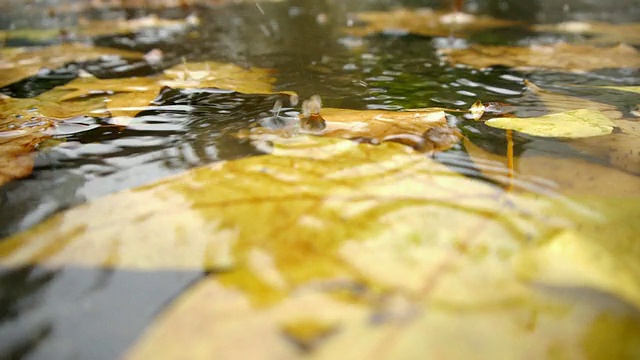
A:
[0,2,639,359]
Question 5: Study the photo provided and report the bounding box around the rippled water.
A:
[1,0,639,358]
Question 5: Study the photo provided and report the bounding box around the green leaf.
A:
[485,109,615,138]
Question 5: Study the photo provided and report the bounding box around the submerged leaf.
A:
[2,135,639,357]
[56,61,277,118]
[485,109,615,138]
[344,8,519,38]
[0,43,143,88]
[440,43,640,72]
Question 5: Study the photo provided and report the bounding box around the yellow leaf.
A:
[596,86,640,95]
[0,43,143,88]
[57,61,277,118]
[2,136,638,358]
[344,8,519,38]
[440,43,640,72]
[523,80,622,119]
[485,109,615,138]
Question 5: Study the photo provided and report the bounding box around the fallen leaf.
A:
[57,61,277,118]
[533,21,640,45]
[0,15,193,43]
[522,80,622,119]
[2,135,639,357]
[344,8,519,38]
[463,137,640,198]
[0,90,106,185]
[0,43,143,88]
[439,43,640,72]
[126,276,640,360]
[521,82,639,173]
[0,126,51,186]
[595,86,640,95]
[0,90,105,125]
[485,109,615,138]
[245,108,461,152]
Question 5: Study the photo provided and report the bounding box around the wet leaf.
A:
[344,8,519,38]
[0,90,105,125]
[0,43,143,88]
[126,277,640,360]
[57,61,277,118]
[533,21,640,46]
[485,109,615,138]
[522,81,639,173]
[0,90,105,185]
[595,86,640,95]
[522,80,622,119]
[2,135,639,357]
[439,43,640,72]
[247,108,461,152]
[0,127,50,186]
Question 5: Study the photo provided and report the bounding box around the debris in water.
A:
[300,95,326,132]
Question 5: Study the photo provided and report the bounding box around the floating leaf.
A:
[0,44,143,88]
[522,80,622,119]
[57,61,277,118]
[0,89,106,185]
[0,127,50,186]
[521,81,639,173]
[440,43,640,72]
[485,109,615,138]
[246,108,461,152]
[533,21,640,45]
[344,8,519,38]
[595,86,640,95]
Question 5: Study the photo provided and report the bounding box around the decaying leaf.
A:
[533,21,640,45]
[1,135,639,357]
[245,108,461,152]
[344,8,519,38]
[57,61,277,118]
[485,109,616,138]
[0,43,143,88]
[439,43,640,72]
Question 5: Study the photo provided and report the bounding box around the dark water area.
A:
[0,0,639,358]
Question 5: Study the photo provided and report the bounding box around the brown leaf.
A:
[0,127,50,186]
[463,137,640,197]
[439,43,640,72]
[344,8,519,38]
[0,44,143,88]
